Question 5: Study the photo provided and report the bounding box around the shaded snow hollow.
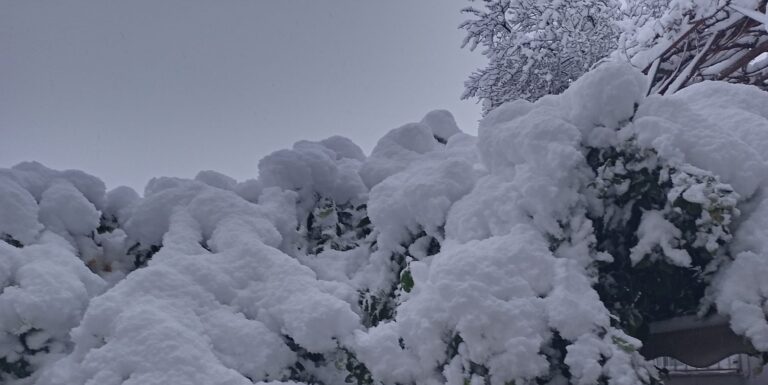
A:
[1,64,768,385]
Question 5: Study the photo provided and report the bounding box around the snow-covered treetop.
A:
[460,0,621,113]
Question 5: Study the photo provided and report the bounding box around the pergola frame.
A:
[643,0,768,94]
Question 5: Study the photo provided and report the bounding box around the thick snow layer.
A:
[5,161,106,210]
[421,109,462,142]
[0,176,42,245]
[259,137,368,209]
[714,250,768,351]
[360,110,464,189]
[0,163,115,295]
[355,63,664,385]
[633,87,768,198]
[38,181,101,238]
[0,233,105,335]
[234,178,263,202]
[0,156,367,384]
[715,122,768,353]
[0,163,107,247]
[124,179,290,249]
[561,62,647,137]
[476,102,591,240]
[368,150,479,252]
[35,203,359,385]
[123,180,207,247]
[0,232,106,381]
[195,170,238,191]
[360,122,439,189]
[319,135,367,161]
[445,175,528,242]
[104,186,140,226]
[356,226,645,385]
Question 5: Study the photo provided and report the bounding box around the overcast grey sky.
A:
[1,0,484,191]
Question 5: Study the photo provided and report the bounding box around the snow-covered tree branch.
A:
[460,0,621,113]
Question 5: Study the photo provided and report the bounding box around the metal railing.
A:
[654,354,752,376]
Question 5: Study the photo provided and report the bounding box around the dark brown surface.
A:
[642,322,758,368]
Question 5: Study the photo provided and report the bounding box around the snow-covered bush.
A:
[588,132,739,336]
[358,114,476,328]
[0,164,108,383]
[355,63,768,385]
[3,65,768,385]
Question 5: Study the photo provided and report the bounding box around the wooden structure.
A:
[642,315,757,367]
[644,0,768,94]
[642,315,766,384]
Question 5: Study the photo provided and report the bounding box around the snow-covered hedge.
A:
[2,63,768,385]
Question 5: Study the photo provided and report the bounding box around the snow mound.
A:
[0,163,107,247]
[361,110,464,188]
[36,200,359,385]
[633,89,767,198]
[421,109,462,143]
[5,161,106,210]
[319,135,367,161]
[0,233,106,381]
[368,149,479,251]
[562,61,647,138]
[124,179,288,249]
[195,170,237,191]
[104,186,140,226]
[259,137,368,209]
[38,180,100,238]
[0,176,43,245]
